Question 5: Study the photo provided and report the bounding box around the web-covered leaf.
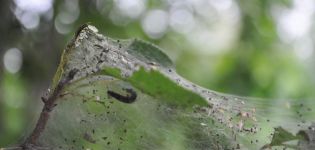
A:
[17,25,315,150]
[261,123,315,149]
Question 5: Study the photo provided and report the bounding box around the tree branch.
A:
[21,69,78,149]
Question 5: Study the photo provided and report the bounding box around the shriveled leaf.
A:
[296,123,315,150]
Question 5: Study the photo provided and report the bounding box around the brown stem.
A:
[22,69,78,149]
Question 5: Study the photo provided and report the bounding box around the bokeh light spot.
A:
[141,10,168,39]
[14,0,53,14]
[115,0,146,19]
[3,48,23,74]
[14,9,40,30]
[169,8,195,34]
[13,0,54,29]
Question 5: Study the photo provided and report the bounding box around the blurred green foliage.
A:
[1,0,315,147]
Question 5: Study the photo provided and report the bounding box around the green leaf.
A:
[32,25,238,150]
[270,127,299,146]
[102,67,208,107]
[261,124,315,150]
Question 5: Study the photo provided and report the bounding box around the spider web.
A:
[29,25,315,150]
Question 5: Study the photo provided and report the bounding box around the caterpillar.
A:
[107,88,137,103]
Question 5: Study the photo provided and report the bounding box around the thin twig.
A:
[21,69,78,149]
